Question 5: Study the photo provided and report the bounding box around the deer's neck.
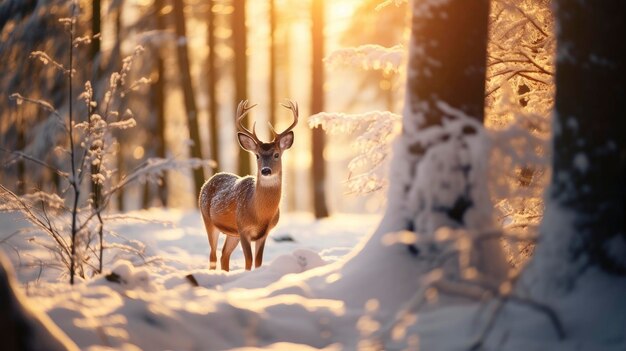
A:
[254,174,282,217]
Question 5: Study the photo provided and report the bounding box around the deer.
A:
[198,100,298,271]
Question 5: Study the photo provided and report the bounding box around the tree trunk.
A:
[207,0,219,174]
[116,144,125,211]
[311,0,329,218]
[89,0,104,273]
[233,0,251,176]
[142,181,151,209]
[402,0,490,230]
[154,0,168,206]
[15,109,25,195]
[173,0,206,199]
[368,0,506,281]
[406,1,489,129]
[90,0,101,80]
[268,0,277,127]
[535,0,626,277]
[114,2,125,212]
[280,7,296,212]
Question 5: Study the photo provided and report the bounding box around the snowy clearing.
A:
[2,209,625,350]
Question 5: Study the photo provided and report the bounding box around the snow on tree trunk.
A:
[369,0,508,280]
[397,0,490,230]
[527,0,626,287]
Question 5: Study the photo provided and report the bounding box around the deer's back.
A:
[199,172,254,235]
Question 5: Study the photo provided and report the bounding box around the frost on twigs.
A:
[1,20,188,282]
[488,87,551,267]
[325,45,404,74]
[484,0,555,267]
[309,111,401,194]
[113,157,215,191]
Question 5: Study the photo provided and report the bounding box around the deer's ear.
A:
[278,131,294,150]
[238,132,258,152]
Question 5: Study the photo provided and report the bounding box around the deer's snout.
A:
[261,167,272,176]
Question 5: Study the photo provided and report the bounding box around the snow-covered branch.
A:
[310,111,401,195]
[325,45,404,73]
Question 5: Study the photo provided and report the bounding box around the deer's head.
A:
[236,100,298,179]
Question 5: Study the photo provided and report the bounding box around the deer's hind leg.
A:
[220,236,240,271]
[202,214,219,270]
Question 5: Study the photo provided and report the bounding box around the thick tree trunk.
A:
[207,0,219,174]
[311,0,329,218]
[540,0,625,276]
[233,0,251,176]
[173,0,206,199]
[406,1,489,129]
[399,0,491,233]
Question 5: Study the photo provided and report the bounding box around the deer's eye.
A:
[256,154,260,159]
[274,153,279,159]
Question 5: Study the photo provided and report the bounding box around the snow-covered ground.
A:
[0,209,379,284]
[1,209,625,351]
[0,209,382,349]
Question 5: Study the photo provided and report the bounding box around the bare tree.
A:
[311,0,329,218]
[173,0,206,197]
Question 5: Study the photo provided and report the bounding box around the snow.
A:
[1,201,625,350]
[324,44,404,74]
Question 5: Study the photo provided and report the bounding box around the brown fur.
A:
[200,99,297,271]
[199,171,283,271]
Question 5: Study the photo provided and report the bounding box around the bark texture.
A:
[550,0,625,274]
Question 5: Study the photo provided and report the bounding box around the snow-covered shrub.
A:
[0,7,210,284]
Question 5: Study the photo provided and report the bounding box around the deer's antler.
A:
[276,100,299,138]
[236,100,260,143]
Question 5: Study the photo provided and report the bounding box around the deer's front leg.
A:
[239,232,254,271]
[220,236,239,271]
[254,235,267,269]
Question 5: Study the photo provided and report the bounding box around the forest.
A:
[0,0,624,350]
